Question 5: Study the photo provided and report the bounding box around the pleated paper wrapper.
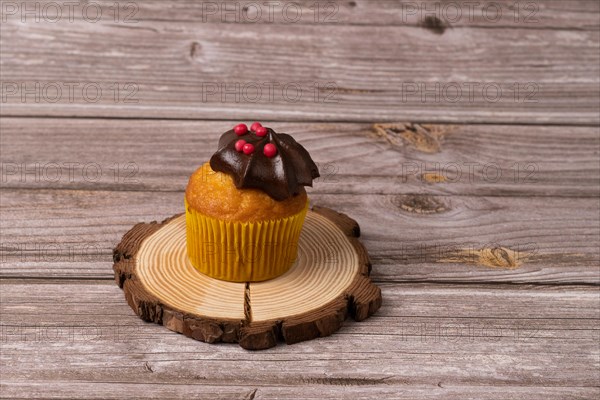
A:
[185,199,308,282]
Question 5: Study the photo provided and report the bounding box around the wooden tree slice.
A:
[113,206,382,350]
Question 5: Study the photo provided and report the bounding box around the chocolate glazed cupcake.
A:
[185,122,319,282]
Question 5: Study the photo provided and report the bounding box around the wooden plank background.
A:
[1,0,599,399]
[1,1,599,123]
[2,280,598,399]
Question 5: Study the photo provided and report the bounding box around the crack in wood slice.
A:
[113,207,381,350]
[244,282,252,322]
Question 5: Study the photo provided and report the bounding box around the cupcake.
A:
[185,122,320,282]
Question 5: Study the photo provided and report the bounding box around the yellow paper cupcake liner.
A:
[185,198,308,282]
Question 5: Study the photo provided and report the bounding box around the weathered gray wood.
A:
[2,118,598,196]
[1,0,598,396]
[7,1,598,29]
[1,280,598,399]
[2,383,597,400]
[2,189,599,284]
[1,17,598,123]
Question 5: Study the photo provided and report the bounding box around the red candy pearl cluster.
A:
[250,122,268,137]
[233,122,277,158]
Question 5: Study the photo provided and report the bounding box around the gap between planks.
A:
[2,115,600,128]
[1,278,598,290]
[3,186,600,199]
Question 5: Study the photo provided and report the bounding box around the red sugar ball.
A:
[263,143,277,158]
[255,126,268,137]
[242,143,255,155]
[234,124,248,136]
[250,122,262,132]
[235,139,246,152]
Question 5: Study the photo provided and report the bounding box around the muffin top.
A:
[209,123,320,201]
[186,123,319,221]
[186,163,307,222]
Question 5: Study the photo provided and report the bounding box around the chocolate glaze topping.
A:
[210,126,320,201]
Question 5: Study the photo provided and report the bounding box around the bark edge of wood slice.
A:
[113,206,382,350]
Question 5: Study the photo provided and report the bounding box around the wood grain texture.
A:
[112,208,380,349]
[7,1,599,29]
[2,189,598,284]
[2,118,599,197]
[1,279,598,399]
[1,384,597,400]
[1,13,598,123]
[1,0,599,396]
